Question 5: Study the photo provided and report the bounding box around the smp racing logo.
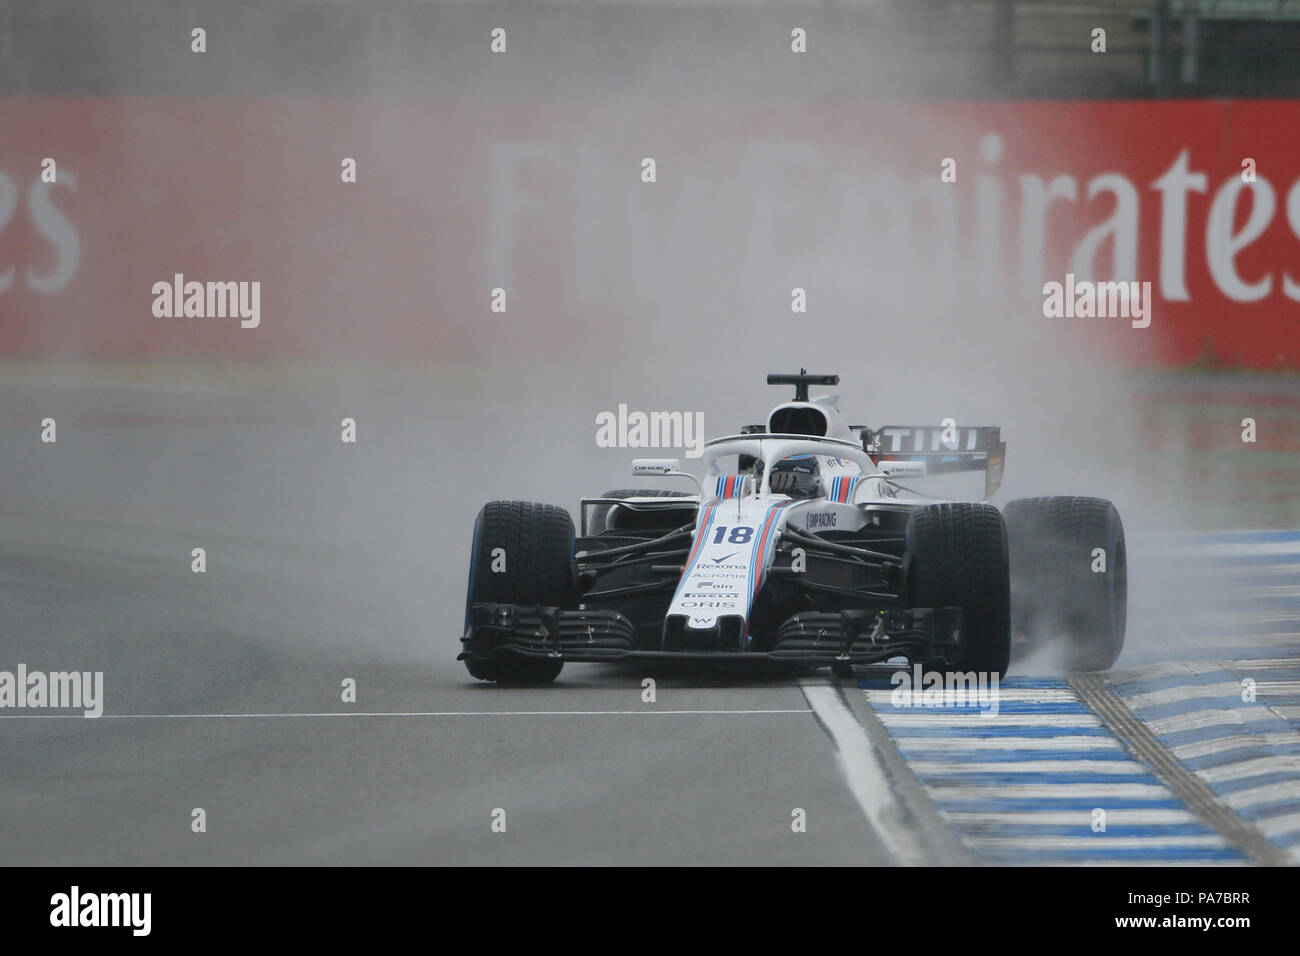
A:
[806,511,837,529]
[890,664,1000,716]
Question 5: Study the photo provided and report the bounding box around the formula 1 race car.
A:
[459,371,1127,683]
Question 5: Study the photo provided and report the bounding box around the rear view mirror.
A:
[878,460,928,478]
[631,459,681,476]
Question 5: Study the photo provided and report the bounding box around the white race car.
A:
[460,371,1126,683]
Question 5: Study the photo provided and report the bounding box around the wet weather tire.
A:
[905,503,1012,677]
[463,500,575,684]
[1003,496,1127,672]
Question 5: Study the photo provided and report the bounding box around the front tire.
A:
[1002,496,1127,672]
[905,503,1012,677]
[463,500,575,684]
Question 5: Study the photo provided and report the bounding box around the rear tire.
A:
[1002,496,1127,672]
[905,503,1012,677]
[463,501,575,684]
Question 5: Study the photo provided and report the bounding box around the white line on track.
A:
[1040,860,1251,867]
[1195,755,1300,783]
[0,709,815,720]
[1125,682,1250,710]
[864,688,1081,704]
[1147,708,1285,735]
[967,835,1230,851]
[1257,811,1300,839]
[1171,732,1300,760]
[1220,780,1300,810]
[895,737,1124,752]
[1241,585,1300,599]
[908,759,1142,775]
[800,681,930,865]
[1223,658,1300,671]
[1259,681,1300,695]
[873,713,1104,727]
[921,783,1171,798]
[942,809,1200,826]
[1110,661,1229,681]
[1193,541,1300,557]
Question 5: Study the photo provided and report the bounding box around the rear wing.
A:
[864,425,1006,500]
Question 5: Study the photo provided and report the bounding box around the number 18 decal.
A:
[711,526,754,544]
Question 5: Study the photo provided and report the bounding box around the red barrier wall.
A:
[0,98,1297,366]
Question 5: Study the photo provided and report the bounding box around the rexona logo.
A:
[50,887,151,937]
[890,664,1000,716]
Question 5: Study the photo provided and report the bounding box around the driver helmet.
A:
[768,454,822,499]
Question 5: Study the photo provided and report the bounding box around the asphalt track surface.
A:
[0,378,937,865]
[0,377,1293,865]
